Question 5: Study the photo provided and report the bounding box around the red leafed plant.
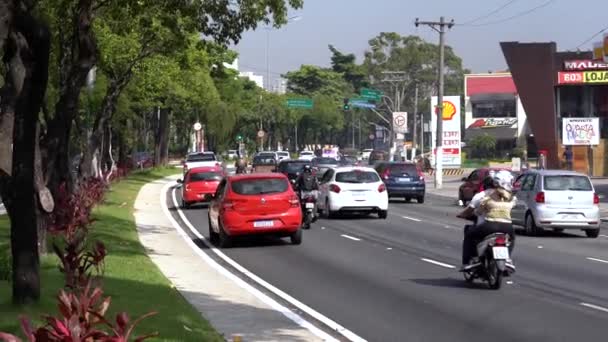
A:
[49,179,108,290]
[0,281,158,342]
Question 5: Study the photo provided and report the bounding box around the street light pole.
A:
[415,16,454,189]
[264,15,301,91]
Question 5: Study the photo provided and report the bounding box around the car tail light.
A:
[330,184,341,193]
[594,193,600,205]
[417,168,425,182]
[535,192,545,203]
[378,184,386,193]
[494,235,507,246]
[288,195,300,208]
[185,185,191,192]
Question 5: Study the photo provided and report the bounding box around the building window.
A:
[472,99,516,118]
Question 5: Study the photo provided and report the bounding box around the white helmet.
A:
[493,170,514,192]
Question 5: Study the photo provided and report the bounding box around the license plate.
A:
[305,203,315,209]
[352,192,365,198]
[397,177,411,182]
[492,247,509,260]
[561,214,578,220]
[253,220,274,228]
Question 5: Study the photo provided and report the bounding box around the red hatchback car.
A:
[179,167,224,208]
[458,167,513,203]
[207,173,303,248]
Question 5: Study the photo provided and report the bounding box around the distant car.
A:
[226,150,238,159]
[184,152,221,173]
[252,155,278,173]
[277,160,311,183]
[458,167,513,204]
[339,156,359,166]
[299,151,315,161]
[317,166,388,219]
[178,166,224,208]
[256,151,278,159]
[375,162,425,203]
[361,149,373,160]
[207,173,303,247]
[511,170,600,238]
[311,157,339,178]
[276,151,291,162]
[368,150,389,165]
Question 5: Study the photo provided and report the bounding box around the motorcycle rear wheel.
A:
[487,259,503,290]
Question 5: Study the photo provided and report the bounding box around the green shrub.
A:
[470,134,496,159]
[0,249,11,282]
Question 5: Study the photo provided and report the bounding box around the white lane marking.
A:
[586,257,608,264]
[321,227,326,230]
[581,302,608,314]
[341,234,361,242]
[386,247,393,250]
[599,235,608,238]
[421,258,456,269]
[537,246,544,249]
[506,281,514,285]
[165,185,363,342]
[402,216,421,222]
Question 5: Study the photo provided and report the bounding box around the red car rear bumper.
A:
[183,190,215,203]
[221,209,302,236]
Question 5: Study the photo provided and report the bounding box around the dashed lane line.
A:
[581,302,608,314]
[341,234,362,242]
[421,258,456,269]
[586,257,608,264]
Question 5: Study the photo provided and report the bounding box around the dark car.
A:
[368,150,389,165]
[278,160,311,183]
[252,155,278,173]
[311,157,339,179]
[375,162,425,203]
[339,155,359,166]
[458,167,513,203]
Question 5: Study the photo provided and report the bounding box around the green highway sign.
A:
[286,98,314,109]
[350,97,376,109]
[360,88,382,101]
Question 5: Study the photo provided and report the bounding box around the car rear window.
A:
[388,164,418,175]
[187,154,215,162]
[335,171,380,183]
[314,158,338,165]
[231,178,289,195]
[278,152,289,156]
[543,175,593,191]
[280,162,309,173]
[253,156,276,164]
[189,172,222,182]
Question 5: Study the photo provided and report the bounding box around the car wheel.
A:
[553,228,564,234]
[218,223,232,248]
[324,199,336,219]
[208,215,219,245]
[585,229,600,238]
[404,197,411,203]
[458,190,464,204]
[378,210,388,219]
[416,196,425,204]
[290,228,303,245]
[525,212,543,236]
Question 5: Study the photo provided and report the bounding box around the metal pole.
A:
[352,112,355,149]
[435,16,446,189]
[412,84,419,161]
[295,120,298,152]
[420,113,424,155]
[265,29,270,91]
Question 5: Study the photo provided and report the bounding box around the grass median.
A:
[0,167,223,341]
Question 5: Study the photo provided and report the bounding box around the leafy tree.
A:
[284,65,353,100]
[470,134,496,159]
[328,45,368,92]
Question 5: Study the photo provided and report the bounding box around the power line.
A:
[575,25,608,50]
[459,0,555,27]
[461,0,517,25]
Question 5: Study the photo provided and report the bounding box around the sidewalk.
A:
[134,176,325,342]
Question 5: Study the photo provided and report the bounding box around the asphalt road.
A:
[168,187,608,341]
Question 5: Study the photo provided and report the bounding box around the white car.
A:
[226,150,238,159]
[361,149,373,160]
[184,152,221,173]
[276,151,291,161]
[299,151,314,161]
[317,166,389,219]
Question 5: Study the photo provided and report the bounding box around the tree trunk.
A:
[117,125,128,168]
[4,8,51,304]
[153,107,161,166]
[158,108,170,166]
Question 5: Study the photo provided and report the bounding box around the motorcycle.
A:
[462,232,515,290]
[300,190,317,229]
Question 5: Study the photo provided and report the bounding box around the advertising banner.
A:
[557,71,608,85]
[562,118,599,145]
[431,96,461,167]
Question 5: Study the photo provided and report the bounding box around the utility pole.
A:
[415,16,454,189]
[380,71,407,160]
[412,84,419,161]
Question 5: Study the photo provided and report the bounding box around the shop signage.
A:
[468,118,517,128]
[562,118,599,146]
[557,71,608,85]
[563,60,608,71]
[430,96,461,167]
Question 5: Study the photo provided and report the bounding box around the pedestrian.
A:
[563,146,573,171]
[538,153,546,170]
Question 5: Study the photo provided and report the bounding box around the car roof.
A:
[333,166,377,172]
[188,166,223,173]
[228,173,287,181]
[524,169,589,177]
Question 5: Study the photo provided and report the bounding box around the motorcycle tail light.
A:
[494,235,507,246]
[306,196,315,203]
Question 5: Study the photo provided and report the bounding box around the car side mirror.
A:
[177,179,183,184]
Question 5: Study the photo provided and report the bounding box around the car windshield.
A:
[544,175,593,191]
[314,158,338,165]
[189,172,222,182]
[335,171,380,183]
[278,152,289,156]
[231,178,288,195]
[279,162,309,173]
[253,156,276,164]
[187,153,215,162]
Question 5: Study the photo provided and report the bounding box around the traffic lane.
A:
[377,201,608,307]
[390,194,608,259]
[174,199,608,341]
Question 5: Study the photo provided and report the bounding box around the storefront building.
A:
[464,73,531,157]
[501,40,608,176]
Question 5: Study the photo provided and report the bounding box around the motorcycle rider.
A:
[296,164,318,193]
[458,170,516,271]
[235,155,247,174]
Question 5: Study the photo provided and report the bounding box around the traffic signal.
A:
[343,98,350,111]
[236,134,243,141]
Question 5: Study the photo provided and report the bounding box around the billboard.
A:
[557,71,608,85]
[431,96,461,167]
[562,118,599,145]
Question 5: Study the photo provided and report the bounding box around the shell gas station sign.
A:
[431,96,461,167]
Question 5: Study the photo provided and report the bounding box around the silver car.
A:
[511,170,600,238]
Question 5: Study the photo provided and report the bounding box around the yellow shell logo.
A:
[435,101,457,120]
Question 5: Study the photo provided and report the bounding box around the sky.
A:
[234,0,608,88]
